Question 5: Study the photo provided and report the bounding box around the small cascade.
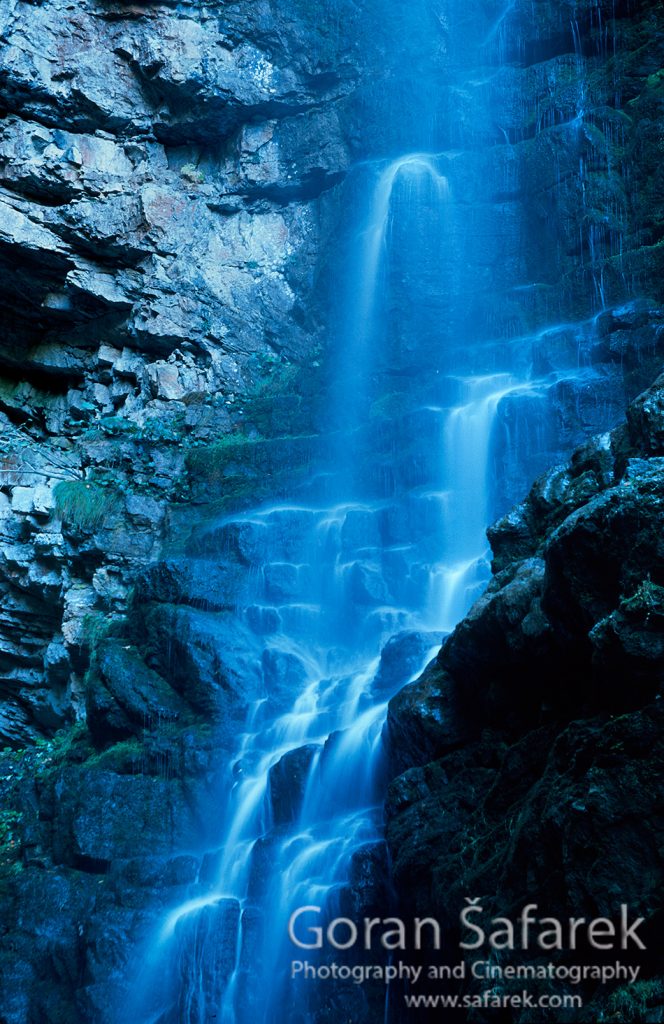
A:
[425,374,531,630]
[354,154,450,347]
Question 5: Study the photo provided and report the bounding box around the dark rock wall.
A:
[386,376,664,1023]
[383,4,664,1020]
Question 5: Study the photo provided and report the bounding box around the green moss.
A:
[190,431,264,455]
[242,362,302,435]
[186,430,265,470]
[54,480,120,531]
[34,724,93,779]
[0,724,94,785]
[141,413,187,443]
[80,612,113,649]
[92,416,139,438]
[181,163,205,184]
[84,738,144,773]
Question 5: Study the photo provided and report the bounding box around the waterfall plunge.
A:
[354,154,450,348]
[126,153,514,1024]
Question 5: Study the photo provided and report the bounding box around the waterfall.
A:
[124,148,517,1024]
[331,153,450,456]
[353,154,450,349]
[426,374,532,630]
[116,2,551,1018]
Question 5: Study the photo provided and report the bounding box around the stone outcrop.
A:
[0,0,364,748]
[386,374,664,1022]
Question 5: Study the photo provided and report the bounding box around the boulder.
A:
[372,629,443,697]
[263,562,302,602]
[135,558,248,612]
[51,768,205,866]
[261,646,310,710]
[142,605,263,731]
[386,664,472,776]
[268,744,320,825]
[86,639,186,745]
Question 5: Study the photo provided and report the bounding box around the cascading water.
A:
[427,373,533,629]
[353,154,450,346]
[125,145,515,1023]
[118,2,626,1021]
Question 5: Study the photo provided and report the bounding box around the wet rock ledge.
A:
[386,373,664,1023]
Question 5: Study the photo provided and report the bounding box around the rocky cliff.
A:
[383,3,664,1021]
[0,0,366,749]
[0,0,663,1022]
[0,1,361,1018]
[386,373,664,1022]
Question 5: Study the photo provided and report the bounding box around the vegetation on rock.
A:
[53,480,120,532]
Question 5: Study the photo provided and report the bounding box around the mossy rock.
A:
[54,480,120,531]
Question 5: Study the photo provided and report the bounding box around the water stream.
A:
[129,142,523,1022]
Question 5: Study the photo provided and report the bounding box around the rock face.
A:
[0,0,364,748]
[386,374,664,1022]
[0,2,362,1019]
[0,0,662,1022]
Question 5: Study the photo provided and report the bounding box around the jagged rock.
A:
[590,586,664,698]
[372,629,443,696]
[440,557,558,722]
[0,699,35,748]
[386,663,471,777]
[268,743,319,825]
[627,370,664,453]
[489,430,617,572]
[543,466,664,653]
[387,379,664,1014]
[86,639,186,744]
